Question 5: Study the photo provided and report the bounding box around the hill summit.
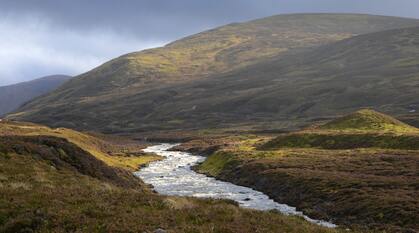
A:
[319,109,418,133]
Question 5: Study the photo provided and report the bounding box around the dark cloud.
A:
[1,0,419,85]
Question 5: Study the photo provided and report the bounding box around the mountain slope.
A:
[107,26,419,132]
[8,14,419,132]
[0,75,71,116]
[43,14,419,97]
[197,25,419,127]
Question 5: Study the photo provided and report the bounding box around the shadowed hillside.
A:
[0,75,71,116]
[8,14,419,132]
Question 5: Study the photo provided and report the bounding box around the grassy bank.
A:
[0,121,160,171]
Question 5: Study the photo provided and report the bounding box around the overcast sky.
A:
[1,0,419,86]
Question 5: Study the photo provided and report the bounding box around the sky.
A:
[1,0,419,86]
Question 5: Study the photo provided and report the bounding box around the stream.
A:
[134,144,336,228]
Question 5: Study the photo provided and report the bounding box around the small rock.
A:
[243,198,251,201]
[154,228,167,233]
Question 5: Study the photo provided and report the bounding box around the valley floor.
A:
[2,119,418,232]
[0,149,337,233]
[0,121,342,233]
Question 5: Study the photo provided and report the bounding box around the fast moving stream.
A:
[134,144,336,228]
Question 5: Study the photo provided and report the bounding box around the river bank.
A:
[134,144,337,228]
[193,143,419,232]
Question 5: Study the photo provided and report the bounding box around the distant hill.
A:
[7,14,419,132]
[0,75,71,116]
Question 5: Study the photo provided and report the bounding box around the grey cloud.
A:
[4,0,419,41]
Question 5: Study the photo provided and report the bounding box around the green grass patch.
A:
[196,151,238,177]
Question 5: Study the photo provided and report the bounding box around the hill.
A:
[260,109,419,150]
[318,109,419,133]
[132,26,419,132]
[8,14,419,132]
[0,75,71,117]
[103,25,419,133]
